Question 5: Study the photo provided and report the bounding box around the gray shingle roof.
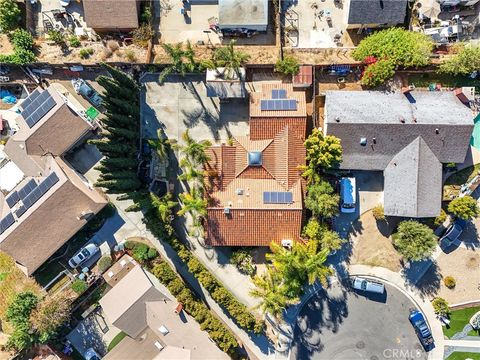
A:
[325,90,474,170]
[383,137,442,217]
[347,0,408,25]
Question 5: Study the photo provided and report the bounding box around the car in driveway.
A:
[440,219,466,248]
[409,310,435,351]
[68,243,99,268]
[84,348,101,360]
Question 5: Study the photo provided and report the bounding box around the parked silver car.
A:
[68,243,99,268]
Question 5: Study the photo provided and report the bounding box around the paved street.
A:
[292,282,427,360]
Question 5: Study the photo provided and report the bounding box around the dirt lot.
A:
[0,34,13,54]
[350,211,402,272]
[418,247,480,304]
[36,40,148,64]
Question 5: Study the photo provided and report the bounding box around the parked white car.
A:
[351,276,385,294]
[68,243,99,268]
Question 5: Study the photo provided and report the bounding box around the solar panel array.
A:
[271,89,287,99]
[260,99,297,111]
[22,172,59,209]
[18,179,37,201]
[20,89,42,110]
[22,90,56,128]
[5,191,20,208]
[263,191,293,204]
[15,205,26,218]
[0,213,15,235]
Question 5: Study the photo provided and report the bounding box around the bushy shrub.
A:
[71,279,88,294]
[372,204,385,221]
[47,30,65,45]
[10,29,34,51]
[274,55,300,76]
[69,36,81,47]
[432,297,449,316]
[434,209,447,226]
[79,48,94,59]
[151,261,238,354]
[444,276,456,288]
[131,243,158,263]
[230,249,256,276]
[124,49,137,62]
[98,256,112,273]
[131,24,153,48]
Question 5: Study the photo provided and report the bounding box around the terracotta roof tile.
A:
[250,117,307,141]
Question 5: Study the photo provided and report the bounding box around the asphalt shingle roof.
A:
[347,0,408,25]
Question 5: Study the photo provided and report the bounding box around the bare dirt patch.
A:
[418,247,480,304]
[0,34,13,55]
[350,211,402,272]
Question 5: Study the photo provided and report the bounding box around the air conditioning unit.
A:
[224,207,230,214]
[281,239,293,250]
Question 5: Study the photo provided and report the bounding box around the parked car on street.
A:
[351,276,385,294]
[439,219,466,248]
[409,310,435,351]
[68,243,99,268]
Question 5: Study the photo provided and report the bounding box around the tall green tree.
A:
[6,292,38,327]
[180,130,212,166]
[302,217,344,252]
[392,220,438,262]
[0,0,21,32]
[448,195,479,220]
[266,241,333,299]
[302,128,342,178]
[305,180,339,218]
[439,46,480,75]
[159,41,199,82]
[147,129,171,162]
[207,40,250,78]
[30,293,71,343]
[178,189,207,217]
[250,270,295,319]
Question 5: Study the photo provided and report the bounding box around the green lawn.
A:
[408,73,480,92]
[443,306,480,338]
[447,352,480,360]
[107,331,127,352]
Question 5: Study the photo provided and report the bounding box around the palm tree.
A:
[151,192,178,223]
[180,130,212,166]
[177,188,207,217]
[302,241,334,287]
[178,158,206,190]
[147,129,171,162]
[250,270,297,320]
[212,40,250,78]
[159,41,198,83]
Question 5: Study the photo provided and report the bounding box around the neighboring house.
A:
[0,87,106,275]
[83,0,139,32]
[218,0,268,31]
[205,84,307,246]
[324,89,474,218]
[100,260,228,360]
[346,0,408,30]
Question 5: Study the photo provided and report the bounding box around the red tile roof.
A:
[205,84,307,247]
[250,83,307,118]
[293,66,313,87]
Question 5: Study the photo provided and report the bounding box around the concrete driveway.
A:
[292,281,427,360]
[141,74,249,144]
[335,171,384,238]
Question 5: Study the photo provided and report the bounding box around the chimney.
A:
[335,117,340,123]
[399,117,405,123]
[454,88,470,105]
[435,128,439,134]
[174,303,183,314]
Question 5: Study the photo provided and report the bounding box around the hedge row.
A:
[151,260,239,355]
[143,210,264,334]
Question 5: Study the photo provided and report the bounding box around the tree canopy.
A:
[392,220,438,262]
[275,55,300,76]
[439,46,480,75]
[0,0,21,33]
[448,195,479,220]
[353,28,433,86]
[352,28,433,68]
[305,180,339,218]
[302,217,344,252]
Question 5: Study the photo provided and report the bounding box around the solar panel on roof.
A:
[21,90,49,118]
[21,172,59,210]
[20,89,42,110]
[278,89,287,99]
[260,99,297,112]
[18,179,37,200]
[0,212,15,235]
[263,191,294,204]
[5,191,20,208]
[25,95,56,128]
[15,205,26,218]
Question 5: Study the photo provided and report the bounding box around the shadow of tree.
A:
[403,261,441,301]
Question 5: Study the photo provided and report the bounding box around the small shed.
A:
[218,0,268,31]
[293,66,313,88]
